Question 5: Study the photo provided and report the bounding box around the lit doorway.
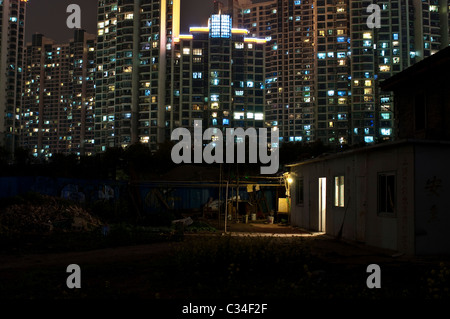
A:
[318,177,326,232]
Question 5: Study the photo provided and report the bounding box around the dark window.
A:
[296,178,304,205]
[378,173,396,214]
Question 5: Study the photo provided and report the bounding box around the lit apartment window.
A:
[183,48,190,55]
[193,49,202,56]
[429,5,438,12]
[255,113,264,120]
[334,176,344,207]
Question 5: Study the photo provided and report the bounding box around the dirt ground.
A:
[0,220,442,273]
[1,220,449,301]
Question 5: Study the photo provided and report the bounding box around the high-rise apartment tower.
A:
[0,0,27,155]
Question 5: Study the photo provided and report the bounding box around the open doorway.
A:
[318,177,326,232]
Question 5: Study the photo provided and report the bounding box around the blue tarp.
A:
[0,177,278,214]
[0,176,124,202]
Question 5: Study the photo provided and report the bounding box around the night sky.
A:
[26,0,214,43]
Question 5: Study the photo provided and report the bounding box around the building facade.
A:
[95,1,269,153]
[236,0,450,146]
[95,0,180,152]
[169,14,267,137]
[380,46,450,142]
[0,0,27,155]
[288,140,450,255]
[21,31,96,158]
[288,38,450,256]
[349,0,449,145]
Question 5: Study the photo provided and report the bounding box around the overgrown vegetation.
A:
[424,262,450,299]
[0,140,338,180]
[0,142,177,180]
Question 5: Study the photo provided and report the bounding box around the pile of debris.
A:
[0,194,102,234]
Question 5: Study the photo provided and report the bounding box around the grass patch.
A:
[184,221,217,233]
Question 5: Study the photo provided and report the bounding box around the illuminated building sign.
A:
[210,14,231,38]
